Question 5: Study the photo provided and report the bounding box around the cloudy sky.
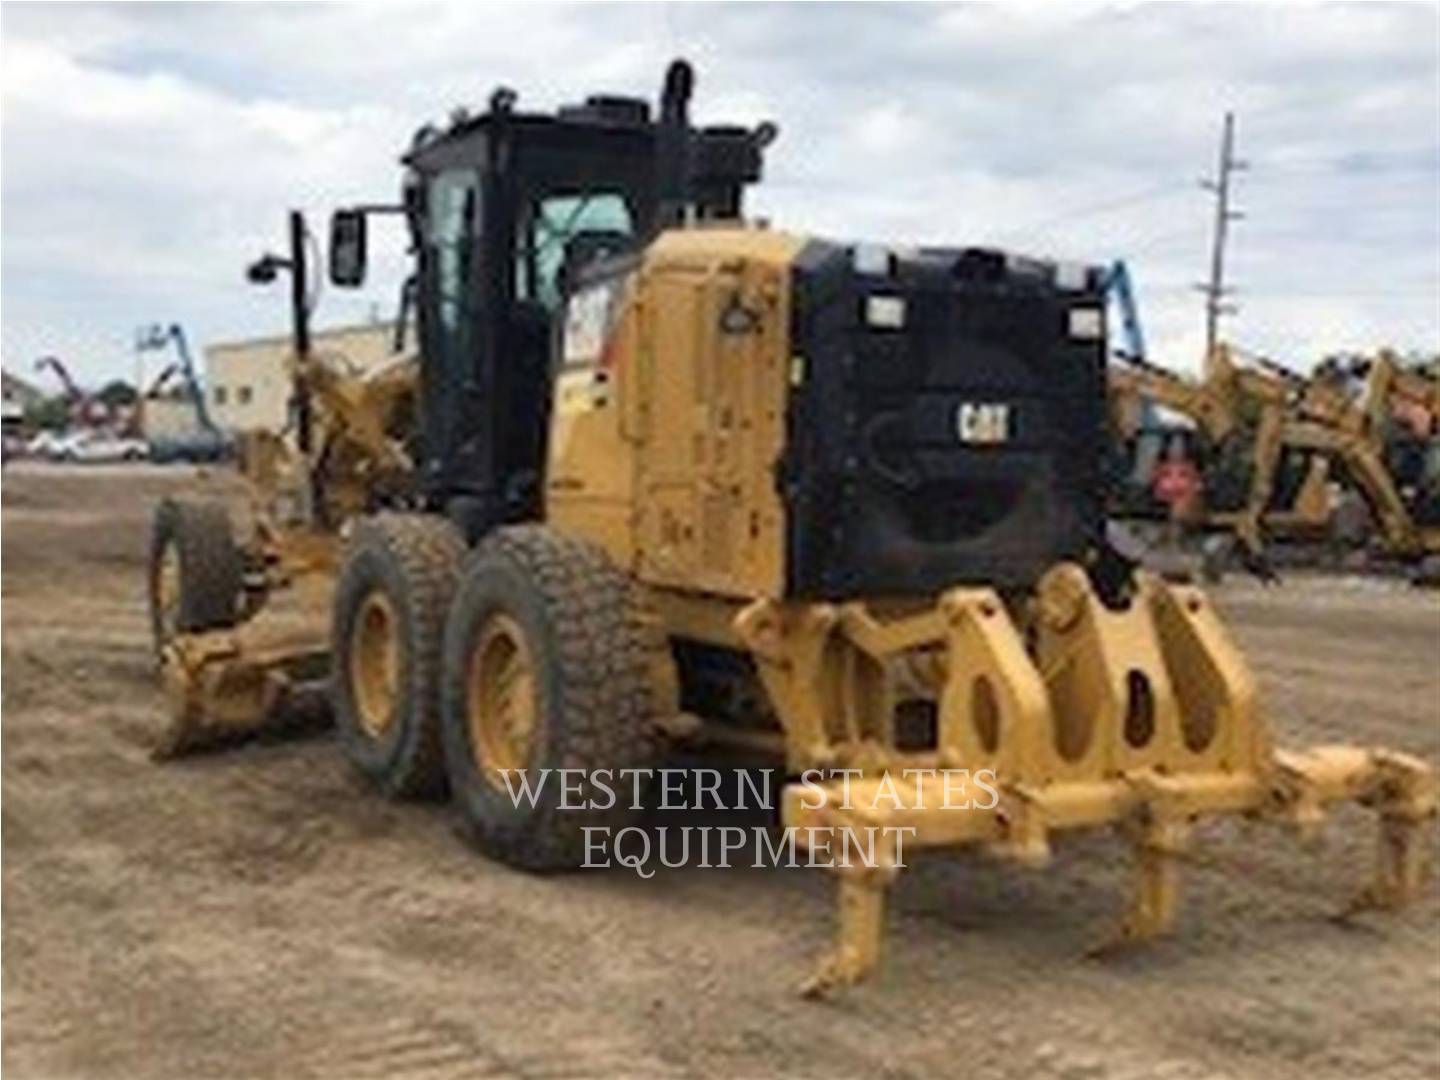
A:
[2,2,1437,389]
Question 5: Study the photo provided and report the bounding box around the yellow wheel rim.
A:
[350,590,401,738]
[468,613,537,787]
[156,542,181,646]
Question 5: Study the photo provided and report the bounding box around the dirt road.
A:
[3,464,1438,1079]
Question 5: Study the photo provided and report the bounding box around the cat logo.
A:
[956,402,1011,444]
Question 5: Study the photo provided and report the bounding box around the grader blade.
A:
[155,576,334,758]
[746,565,1437,997]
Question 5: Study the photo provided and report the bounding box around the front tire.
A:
[330,513,465,798]
[147,498,243,655]
[441,525,666,870]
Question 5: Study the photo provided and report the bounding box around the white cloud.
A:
[1,2,1436,386]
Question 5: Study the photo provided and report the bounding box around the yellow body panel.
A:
[545,225,806,599]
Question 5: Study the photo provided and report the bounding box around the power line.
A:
[1249,156,1438,178]
[989,179,1192,241]
[1134,283,1440,298]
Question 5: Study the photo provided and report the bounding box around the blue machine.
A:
[1101,260,1146,363]
[138,323,232,463]
[1101,259,1162,432]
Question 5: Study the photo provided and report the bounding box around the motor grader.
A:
[148,60,1434,995]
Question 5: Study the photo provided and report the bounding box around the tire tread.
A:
[448,525,665,868]
[332,512,465,797]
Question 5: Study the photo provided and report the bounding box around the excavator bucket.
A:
[738,563,1436,996]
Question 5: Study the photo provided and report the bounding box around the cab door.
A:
[417,167,483,494]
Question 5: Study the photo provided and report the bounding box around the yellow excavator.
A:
[1110,343,1440,579]
[148,61,1434,994]
[1293,351,1440,567]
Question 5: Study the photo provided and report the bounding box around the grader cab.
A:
[149,60,1434,994]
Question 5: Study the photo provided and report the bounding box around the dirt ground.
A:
[3,463,1438,1080]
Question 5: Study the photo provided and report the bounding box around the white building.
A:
[2,368,44,430]
[140,393,204,442]
[203,321,414,434]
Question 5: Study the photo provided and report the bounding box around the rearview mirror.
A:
[329,209,367,288]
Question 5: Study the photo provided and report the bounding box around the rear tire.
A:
[441,525,665,870]
[330,513,465,798]
[147,498,243,654]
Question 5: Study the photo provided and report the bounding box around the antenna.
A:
[1197,112,1247,370]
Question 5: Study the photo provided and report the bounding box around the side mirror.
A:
[329,209,367,288]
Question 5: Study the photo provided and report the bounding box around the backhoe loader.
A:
[148,60,1434,994]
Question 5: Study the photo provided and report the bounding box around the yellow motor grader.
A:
[149,61,1434,994]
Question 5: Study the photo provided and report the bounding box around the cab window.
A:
[516,191,632,311]
[427,169,481,334]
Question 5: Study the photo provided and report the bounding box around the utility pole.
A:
[1198,112,1246,370]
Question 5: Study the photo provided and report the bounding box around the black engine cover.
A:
[782,240,1107,598]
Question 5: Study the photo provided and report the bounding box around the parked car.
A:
[25,429,73,460]
[57,430,149,463]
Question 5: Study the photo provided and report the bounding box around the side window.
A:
[213,386,228,406]
[517,192,632,311]
[427,169,481,333]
